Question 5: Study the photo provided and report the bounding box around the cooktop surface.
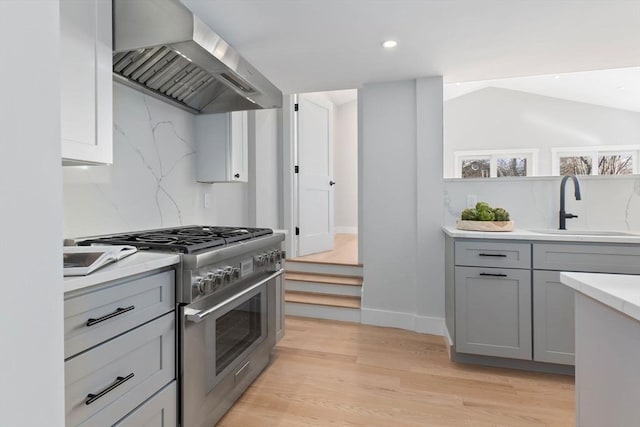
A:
[80,226,273,254]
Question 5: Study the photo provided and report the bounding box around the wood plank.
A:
[285,291,361,309]
[218,317,575,426]
[291,233,359,265]
[285,272,363,286]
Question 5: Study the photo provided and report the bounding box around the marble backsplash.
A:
[63,83,248,238]
[444,175,640,232]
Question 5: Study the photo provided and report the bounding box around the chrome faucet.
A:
[559,174,582,230]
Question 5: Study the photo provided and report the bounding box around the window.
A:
[552,146,639,176]
[455,149,537,178]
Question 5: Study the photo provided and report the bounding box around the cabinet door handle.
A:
[86,305,135,327]
[478,253,507,257]
[85,373,134,405]
[479,272,507,278]
[234,173,240,179]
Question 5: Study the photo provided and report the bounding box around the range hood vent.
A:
[112,0,281,114]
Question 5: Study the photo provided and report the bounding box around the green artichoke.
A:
[476,209,496,221]
[492,207,510,221]
[460,208,478,220]
[475,201,492,212]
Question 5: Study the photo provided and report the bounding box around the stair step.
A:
[284,272,362,286]
[285,304,361,323]
[285,291,361,309]
[285,260,363,277]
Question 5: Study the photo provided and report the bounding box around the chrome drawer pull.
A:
[85,373,135,405]
[86,305,135,327]
[478,253,507,257]
[479,272,507,278]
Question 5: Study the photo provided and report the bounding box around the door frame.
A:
[282,93,360,260]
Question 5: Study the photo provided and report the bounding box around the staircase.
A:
[284,259,363,323]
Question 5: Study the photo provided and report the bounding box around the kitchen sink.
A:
[528,229,637,237]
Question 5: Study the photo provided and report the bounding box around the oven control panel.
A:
[190,247,285,301]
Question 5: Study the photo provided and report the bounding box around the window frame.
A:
[551,145,640,176]
[454,149,539,178]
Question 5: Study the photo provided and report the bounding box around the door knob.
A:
[329,180,336,186]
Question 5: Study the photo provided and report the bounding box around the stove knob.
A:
[232,267,240,279]
[213,270,225,289]
[223,266,234,282]
[193,276,204,294]
[202,277,214,293]
[254,255,264,266]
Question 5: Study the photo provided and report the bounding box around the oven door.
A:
[181,269,282,427]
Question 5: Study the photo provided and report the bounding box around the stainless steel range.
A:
[81,226,285,427]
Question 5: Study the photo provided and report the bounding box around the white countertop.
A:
[64,252,180,293]
[442,225,640,244]
[561,272,640,323]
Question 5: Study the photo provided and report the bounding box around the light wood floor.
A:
[218,317,575,426]
[292,233,359,265]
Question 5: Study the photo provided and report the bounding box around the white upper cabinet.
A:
[60,0,113,165]
[196,111,249,183]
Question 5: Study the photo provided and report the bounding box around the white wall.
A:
[444,87,640,177]
[0,2,65,425]
[333,100,358,233]
[444,175,640,232]
[359,77,444,334]
[64,83,255,238]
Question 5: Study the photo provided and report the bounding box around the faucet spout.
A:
[559,174,582,230]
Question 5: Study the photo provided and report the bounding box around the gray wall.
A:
[1,2,65,425]
[359,77,445,334]
[444,87,640,177]
[250,108,281,229]
[333,100,358,233]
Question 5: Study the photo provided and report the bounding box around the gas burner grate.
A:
[78,226,273,253]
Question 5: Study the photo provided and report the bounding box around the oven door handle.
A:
[184,269,284,323]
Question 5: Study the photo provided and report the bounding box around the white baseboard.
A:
[361,308,445,336]
[415,315,446,336]
[334,226,358,234]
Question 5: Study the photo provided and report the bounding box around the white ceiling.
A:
[445,67,640,113]
[181,0,640,95]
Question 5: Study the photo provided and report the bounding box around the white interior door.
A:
[297,94,334,256]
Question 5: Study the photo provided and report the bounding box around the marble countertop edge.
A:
[561,272,640,323]
[64,252,180,293]
[442,226,640,244]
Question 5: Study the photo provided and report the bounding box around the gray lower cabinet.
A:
[114,382,177,427]
[455,266,532,360]
[275,273,285,342]
[64,268,177,427]
[533,271,575,365]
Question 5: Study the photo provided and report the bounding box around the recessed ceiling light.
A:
[382,40,398,49]
[554,75,561,79]
[617,85,625,90]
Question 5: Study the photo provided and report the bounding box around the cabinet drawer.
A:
[114,381,176,427]
[533,243,640,274]
[455,241,531,269]
[64,270,175,358]
[65,313,175,427]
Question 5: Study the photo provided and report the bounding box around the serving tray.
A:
[456,220,514,232]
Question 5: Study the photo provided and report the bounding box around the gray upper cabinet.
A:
[196,111,249,183]
[533,270,575,365]
[455,266,532,360]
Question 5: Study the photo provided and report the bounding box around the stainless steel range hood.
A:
[112,0,282,114]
